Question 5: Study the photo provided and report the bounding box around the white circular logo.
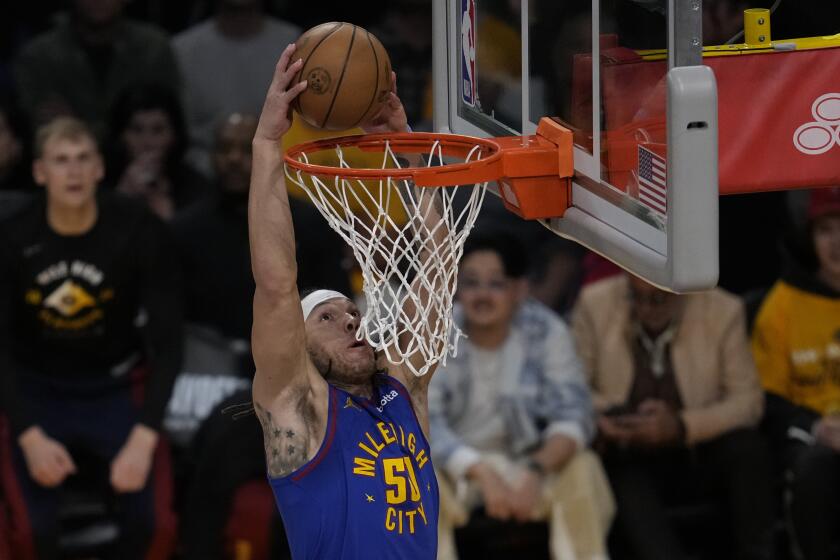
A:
[793,122,837,155]
[793,93,840,155]
[812,93,840,124]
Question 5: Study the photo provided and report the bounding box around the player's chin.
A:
[342,348,377,374]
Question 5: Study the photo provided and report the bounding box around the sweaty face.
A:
[213,114,257,195]
[34,136,103,209]
[122,109,175,160]
[457,250,525,330]
[304,298,377,384]
[627,275,679,335]
[813,215,840,279]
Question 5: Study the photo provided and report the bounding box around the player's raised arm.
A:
[249,44,315,401]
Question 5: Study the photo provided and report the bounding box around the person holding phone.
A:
[573,273,776,560]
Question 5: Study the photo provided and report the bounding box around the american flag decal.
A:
[637,146,667,214]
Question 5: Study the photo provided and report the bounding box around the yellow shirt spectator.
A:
[752,280,840,415]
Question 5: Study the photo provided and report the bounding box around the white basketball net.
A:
[284,140,489,376]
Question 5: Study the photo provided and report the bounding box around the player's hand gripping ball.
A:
[291,22,392,130]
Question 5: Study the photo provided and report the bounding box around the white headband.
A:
[301,290,350,320]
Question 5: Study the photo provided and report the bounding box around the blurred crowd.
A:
[0,1,839,560]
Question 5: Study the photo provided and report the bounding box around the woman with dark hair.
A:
[752,187,840,560]
[108,83,211,220]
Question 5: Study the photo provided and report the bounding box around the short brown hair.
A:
[35,116,98,158]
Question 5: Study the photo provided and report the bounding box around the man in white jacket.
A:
[429,231,614,560]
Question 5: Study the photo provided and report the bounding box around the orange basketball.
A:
[291,22,392,131]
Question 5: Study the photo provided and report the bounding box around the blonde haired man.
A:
[0,117,181,559]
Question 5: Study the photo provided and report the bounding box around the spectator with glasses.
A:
[429,231,614,560]
[572,273,776,560]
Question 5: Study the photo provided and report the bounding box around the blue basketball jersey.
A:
[269,374,439,559]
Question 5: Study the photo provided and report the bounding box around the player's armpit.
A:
[253,386,324,478]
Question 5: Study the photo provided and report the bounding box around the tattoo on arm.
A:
[254,401,312,477]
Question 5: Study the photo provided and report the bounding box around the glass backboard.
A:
[433,0,719,292]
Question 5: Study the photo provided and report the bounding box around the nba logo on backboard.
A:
[461,0,476,107]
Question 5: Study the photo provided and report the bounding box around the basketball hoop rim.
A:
[283,131,505,187]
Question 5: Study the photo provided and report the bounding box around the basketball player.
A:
[249,43,439,558]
